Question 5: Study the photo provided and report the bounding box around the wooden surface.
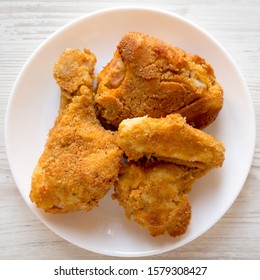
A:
[1,0,259,260]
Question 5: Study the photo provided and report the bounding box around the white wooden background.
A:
[1,0,259,259]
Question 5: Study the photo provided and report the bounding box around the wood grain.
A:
[1,0,259,259]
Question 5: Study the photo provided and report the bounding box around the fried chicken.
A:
[115,112,225,237]
[113,162,202,237]
[117,114,225,170]
[95,31,223,128]
[30,49,122,213]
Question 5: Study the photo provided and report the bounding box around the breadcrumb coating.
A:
[117,114,225,170]
[30,49,122,213]
[95,31,223,128]
[114,162,202,237]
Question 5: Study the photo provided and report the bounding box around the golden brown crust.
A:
[53,48,95,93]
[95,32,223,128]
[117,114,225,170]
[30,49,123,213]
[30,36,225,241]
[113,162,201,237]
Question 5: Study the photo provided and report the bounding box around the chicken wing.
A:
[117,114,225,170]
[113,162,202,237]
[95,31,223,128]
[30,49,123,213]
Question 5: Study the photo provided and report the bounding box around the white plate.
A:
[5,7,255,257]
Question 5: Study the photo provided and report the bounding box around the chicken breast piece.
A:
[117,114,225,170]
[113,162,202,237]
[30,49,122,213]
[95,31,223,128]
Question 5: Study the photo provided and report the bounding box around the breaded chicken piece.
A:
[113,162,202,237]
[30,49,122,213]
[95,31,223,128]
[117,114,225,170]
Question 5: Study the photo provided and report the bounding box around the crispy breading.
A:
[95,31,223,128]
[53,48,94,93]
[113,162,202,237]
[30,49,122,213]
[117,114,225,170]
